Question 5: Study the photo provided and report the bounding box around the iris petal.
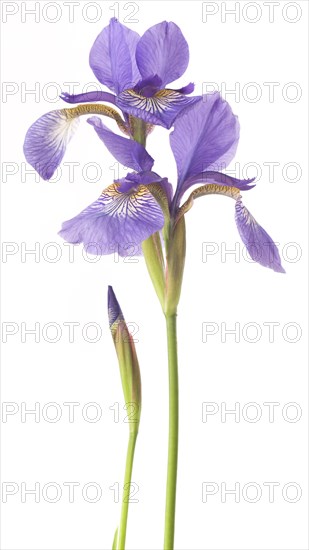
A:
[170,92,239,204]
[59,184,165,257]
[23,110,80,180]
[24,104,129,180]
[184,171,255,191]
[175,183,284,273]
[115,171,173,208]
[136,21,189,88]
[87,116,154,172]
[174,82,195,95]
[235,199,285,273]
[116,88,201,129]
[89,18,140,94]
[60,91,116,104]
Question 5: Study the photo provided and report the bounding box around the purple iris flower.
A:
[23,19,200,180]
[59,92,284,273]
[63,18,199,128]
[58,116,167,257]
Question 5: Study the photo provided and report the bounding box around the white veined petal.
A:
[23,110,80,180]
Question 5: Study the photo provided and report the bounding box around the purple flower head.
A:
[58,179,165,258]
[59,93,284,273]
[54,121,166,257]
[23,19,200,181]
[168,93,285,273]
[84,18,200,127]
[169,92,255,210]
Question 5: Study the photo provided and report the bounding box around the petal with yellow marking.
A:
[59,184,165,257]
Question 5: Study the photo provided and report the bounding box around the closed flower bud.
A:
[108,286,141,433]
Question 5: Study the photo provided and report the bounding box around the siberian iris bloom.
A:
[23,18,200,180]
[59,92,285,274]
[23,15,285,545]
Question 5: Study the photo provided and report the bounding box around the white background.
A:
[1,1,308,549]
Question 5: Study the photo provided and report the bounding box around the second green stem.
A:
[164,313,179,550]
[118,432,138,549]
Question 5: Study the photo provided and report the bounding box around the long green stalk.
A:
[163,314,179,549]
[117,432,138,549]
[131,119,181,548]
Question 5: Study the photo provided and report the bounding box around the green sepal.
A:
[142,232,165,310]
[165,215,186,316]
[115,321,141,435]
[147,183,171,249]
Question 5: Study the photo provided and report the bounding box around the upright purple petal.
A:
[59,184,165,257]
[136,22,189,87]
[116,89,201,129]
[170,93,240,203]
[235,199,285,273]
[134,75,162,97]
[87,117,154,172]
[23,110,80,180]
[89,18,140,94]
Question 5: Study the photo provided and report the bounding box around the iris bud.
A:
[108,286,141,433]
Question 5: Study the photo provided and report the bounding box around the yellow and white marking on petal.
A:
[119,88,184,114]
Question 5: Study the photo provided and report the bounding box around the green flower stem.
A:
[131,117,180,548]
[164,313,179,550]
[117,431,138,549]
[130,118,147,147]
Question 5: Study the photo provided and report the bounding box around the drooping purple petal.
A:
[23,110,80,180]
[116,89,201,129]
[235,199,285,273]
[170,92,240,204]
[89,18,140,94]
[136,21,189,87]
[87,117,154,172]
[60,91,116,104]
[58,183,165,257]
[184,171,255,191]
